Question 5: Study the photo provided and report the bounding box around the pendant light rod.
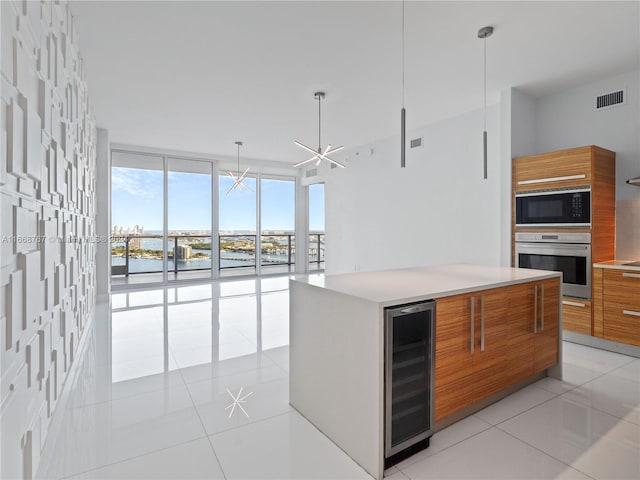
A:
[400,0,406,168]
[235,141,242,174]
[478,25,493,180]
[315,91,324,152]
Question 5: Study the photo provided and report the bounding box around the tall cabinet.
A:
[512,146,616,336]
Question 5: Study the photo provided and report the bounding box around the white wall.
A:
[322,106,501,274]
[534,69,640,259]
[0,2,97,478]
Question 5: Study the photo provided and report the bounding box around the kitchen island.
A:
[290,264,562,480]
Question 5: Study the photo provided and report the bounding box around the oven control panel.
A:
[515,232,591,244]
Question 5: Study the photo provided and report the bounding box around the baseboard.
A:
[563,331,640,358]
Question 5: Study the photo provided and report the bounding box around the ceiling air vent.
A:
[410,137,423,148]
[595,89,626,110]
[305,168,317,178]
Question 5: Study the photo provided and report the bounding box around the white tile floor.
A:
[36,277,640,480]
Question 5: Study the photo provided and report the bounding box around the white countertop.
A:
[594,260,640,271]
[292,264,561,306]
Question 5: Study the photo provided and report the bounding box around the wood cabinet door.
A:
[472,289,510,402]
[562,297,592,335]
[534,278,560,372]
[513,147,592,192]
[507,283,536,384]
[603,269,640,346]
[434,294,474,421]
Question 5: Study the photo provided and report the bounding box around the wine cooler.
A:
[384,300,435,467]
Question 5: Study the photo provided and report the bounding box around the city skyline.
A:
[112,167,324,232]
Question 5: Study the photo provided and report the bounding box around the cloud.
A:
[111,168,154,196]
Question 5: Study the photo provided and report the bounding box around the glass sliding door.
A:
[167,158,213,282]
[308,183,325,271]
[111,151,165,285]
[260,177,295,274]
[219,173,257,277]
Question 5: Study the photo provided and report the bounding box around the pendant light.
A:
[400,0,406,168]
[226,141,253,196]
[294,91,345,169]
[478,25,494,179]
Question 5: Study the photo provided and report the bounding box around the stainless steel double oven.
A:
[515,187,592,299]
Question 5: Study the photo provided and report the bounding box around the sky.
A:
[111,167,324,232]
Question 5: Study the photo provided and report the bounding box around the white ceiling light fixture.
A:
[294,91,345,169]
[478,25,494,180]
[226,141,254,196]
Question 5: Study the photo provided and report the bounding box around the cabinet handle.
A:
[517,173,586,185]
[540,284,545,332]
[623,310,640,317]
[622,273,640,279]
[480,296,485,351]
[470,297,475,355]
[533,287,538,334]
[563,300,586,308]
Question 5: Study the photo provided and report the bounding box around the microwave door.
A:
[515,189,591,227]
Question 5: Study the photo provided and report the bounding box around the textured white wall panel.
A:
[1,1,97,478]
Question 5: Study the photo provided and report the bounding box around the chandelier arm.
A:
[325,157,346,169]
[226,183,238,196]
[325,145,344,155]
[293,156,320,168]
[294,141,321,157]
[237,167,251,183]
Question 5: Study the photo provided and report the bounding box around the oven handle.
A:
[515,242,591,253]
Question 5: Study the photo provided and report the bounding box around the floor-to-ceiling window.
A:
[308,183,325,271]
[111,151,165,282]
[260,177,295,274]
[168,158,213,282]
[219,173,257,277]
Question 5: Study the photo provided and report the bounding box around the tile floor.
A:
[36,277,640,480]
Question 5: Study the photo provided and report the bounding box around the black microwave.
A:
[516,188,591,227]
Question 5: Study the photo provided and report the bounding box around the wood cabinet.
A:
[513,147,593,192]
[593,268,640,347]
[435,278,559,421]
[562,297,592,335]
[512,146,616,338]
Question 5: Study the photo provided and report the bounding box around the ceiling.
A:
[70,1,640,164]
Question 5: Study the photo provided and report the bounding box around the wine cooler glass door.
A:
[385,301,435,457]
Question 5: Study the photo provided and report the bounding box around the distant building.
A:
[175,245,192,260]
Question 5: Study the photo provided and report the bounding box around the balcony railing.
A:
[111,233,324,276]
